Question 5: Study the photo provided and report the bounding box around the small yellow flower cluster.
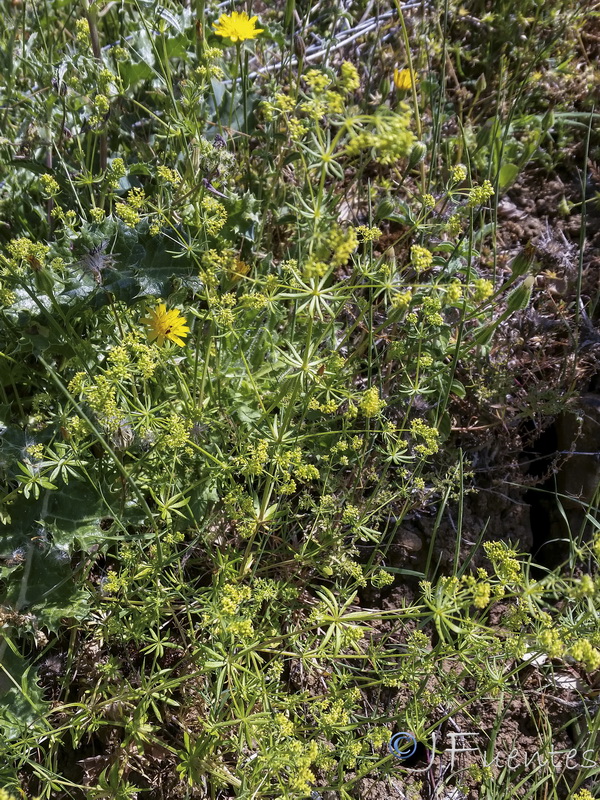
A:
[40,173,60,196]
[75,18,89,43]
[296,463,320,482]
[371,569,394,588]
[301,97,327,121]
[103,569,127,594]
[573,574,596,598]
[422,193,436,208]
[570,639,600,671]
[345,402,358,420]
[468,764,493,782]
[98,68,118,93]
[356,225,381,242]
[539,627,563,658]
[127,187,145,210]
[262,92,295,122]
[392,289,413,310]
[446,279,462,304]
[472,277,494,302]
[6,237,49,272]
[484,541,522,585]
[342,504,361,526]
[287,740,318,793]
[332,439,349,456]
[51,205,78,228]
[467,179,495,207]
[302,258,329,280]
[308,397,338,413]
[445,213,462,236]
[288,117,309,140]
[240,292,268,310]
[410,418,439,456]
[305,69,331,93]
[411,244,433,273]
[194,48,225,82]
[89,94,111,127]
[319,698,350,728]
[318,494,337,514]
[211,293,236,327]
[337,558,367,592]
[274,92,294,112]
[94,94,110,115]
[367,726,392,748]
[115,202,140,228]
[340,61,360,92]
[90,207,106,223]
[572,790,595,800]
[111,45,128,62]
[450,164,467,183]
[472,581,491,608]
[329,225,358,266]
[0,284,16,306]
[274,713,294,737]
[65,417,90,443]
[70,374,121,432]
[422,296,444,326]
[359,386,386,417]
[221,583,252,615]
[227,618,254,642]
[200,195,227,236]
[107,157,126,189]
[157,165,181,185]
[239,438,270,476]
[162,414,190,450]
[26,443,44,461]
[324,91,345,114]
[199,248,225,287]
[194,61,224,83]
[65,410,90,442]
[340,739,364,769]
[346,110,416,165]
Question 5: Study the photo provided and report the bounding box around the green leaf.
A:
[498,163,520,190]
[450,379,466,398]
[0,644,48,741]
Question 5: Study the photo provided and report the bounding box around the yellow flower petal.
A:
[213,11,263,42]
[393,68,414,91]
[141,303,190,347]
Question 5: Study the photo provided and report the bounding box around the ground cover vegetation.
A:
[0,0,599,798]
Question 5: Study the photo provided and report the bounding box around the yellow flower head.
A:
[141,303,190,347]
[213,11,263,42]
[393,68,414,91]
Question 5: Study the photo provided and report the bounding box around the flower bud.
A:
[509,243,535,278]
[506,275,534,313]
[407,141,427,169]
[376,199,395,220]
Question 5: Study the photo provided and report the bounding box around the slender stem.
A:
[83,0,107,172]
[195,0,205,62]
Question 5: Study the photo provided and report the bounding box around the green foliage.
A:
[0,1,597,799]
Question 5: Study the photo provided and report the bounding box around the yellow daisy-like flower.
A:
[393,68,414,91]
[213,11,263,42]
[141,303,190,347]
